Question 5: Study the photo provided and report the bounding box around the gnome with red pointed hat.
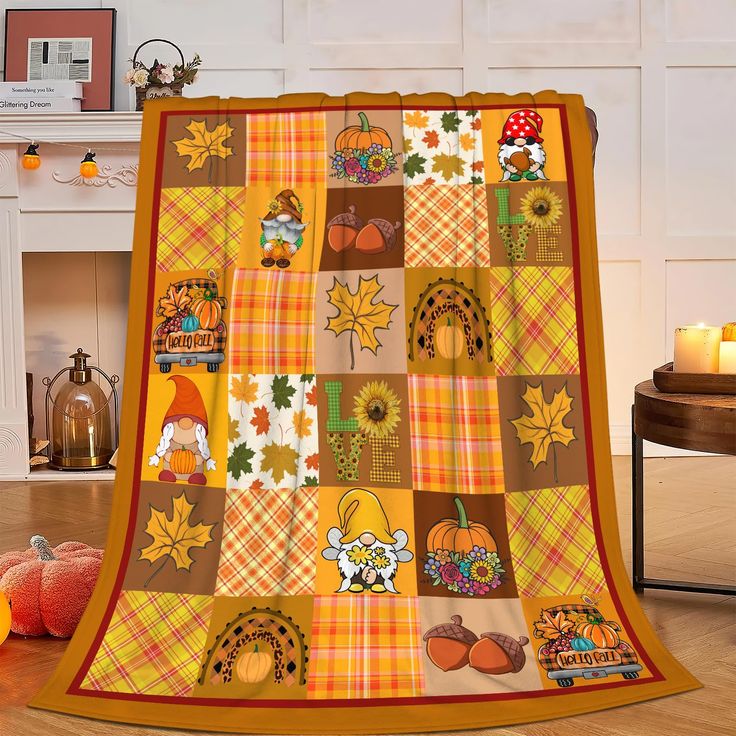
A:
[497,109,548,182]
[148,375,216,485]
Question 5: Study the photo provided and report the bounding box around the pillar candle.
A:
[719,342,736,374]
[673,324,721,373]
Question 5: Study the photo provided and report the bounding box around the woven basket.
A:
[133,39,185,111]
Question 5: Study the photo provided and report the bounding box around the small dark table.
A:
[632,380,736,596]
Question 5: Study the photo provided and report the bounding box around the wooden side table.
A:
[632,380,736,595]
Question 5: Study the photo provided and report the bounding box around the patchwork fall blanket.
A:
[33,92,698,733]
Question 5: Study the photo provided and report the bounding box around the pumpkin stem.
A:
[454,496,469,529]
[358,111,370,132]
[30,535,57,561]
[254,644,259,653]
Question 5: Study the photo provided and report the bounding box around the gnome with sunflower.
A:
[322,487,414,594]
[259,189,308,269]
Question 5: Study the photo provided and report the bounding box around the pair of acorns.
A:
[326,205,401,255]
[424,615,529,675]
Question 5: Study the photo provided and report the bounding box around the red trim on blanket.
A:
[68,102,664,707]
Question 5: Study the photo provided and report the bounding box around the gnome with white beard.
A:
[322,488,414,594]
[260,189,308,269]
[497,109,548,182]
[148,375,216,485]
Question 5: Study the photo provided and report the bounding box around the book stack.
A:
[0,81,82,112]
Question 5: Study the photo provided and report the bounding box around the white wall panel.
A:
[666,0,736,42]
[308,68,464,96]
[666,67,736,236]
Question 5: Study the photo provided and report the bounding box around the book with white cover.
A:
[0,81,83,98]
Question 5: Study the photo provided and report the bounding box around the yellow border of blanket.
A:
[30,91,701,733]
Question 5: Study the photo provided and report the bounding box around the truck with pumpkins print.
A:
[532,597,641,687]
[153,276,227,372]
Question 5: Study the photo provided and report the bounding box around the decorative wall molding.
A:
[0,112,142,143]
[52,163,139,188]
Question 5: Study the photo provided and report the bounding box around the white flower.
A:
[123,68,135,85]
[157,65,175,84]
[132,68,149,88]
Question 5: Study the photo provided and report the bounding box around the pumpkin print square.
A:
[124,481,225,596]
[488,266,579,376]
[404,267,494,377]
[316,374,411,489]
[408,374,504,494]
[418,597,541,697]
[326,108,403,190]
[414,492,517,600]
[505,485,605,598]
[520,592,649,691]
[308,595,424,699]
[157,187,246,272]
[228,268,316,375]
[80,590,213,696]
[193,594,313,700]
[403,108,485,186]
[227,374,318,492]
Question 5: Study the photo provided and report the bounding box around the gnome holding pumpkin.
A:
[260,189,308,269]
[148,375,216,485]
[321,488,413,594]
[497,109,548,182]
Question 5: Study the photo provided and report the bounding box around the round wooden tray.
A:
[653,362,736,395]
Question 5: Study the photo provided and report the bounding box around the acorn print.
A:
[468,632,529,675]
[327,205,363,252]
[355,218,401,255]
[423,615,478,671]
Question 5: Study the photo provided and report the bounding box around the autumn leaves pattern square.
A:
[80,102,649,707]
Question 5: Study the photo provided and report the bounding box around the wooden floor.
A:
[0,456,733,735]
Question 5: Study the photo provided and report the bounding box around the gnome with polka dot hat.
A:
[497,109,548,182]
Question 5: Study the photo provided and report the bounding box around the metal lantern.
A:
[42,349,119,470]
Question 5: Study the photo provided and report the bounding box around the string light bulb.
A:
[80,150,98,178]
[22,142,41,170]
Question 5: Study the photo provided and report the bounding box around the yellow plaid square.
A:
[489,266,580,375]
[81,590,213,696]
[246,111,327,187]
[157,187,245,272]
[405,184,490,268]
[505,485,606,598]
[408,374,505,493]
[308,596,424,699]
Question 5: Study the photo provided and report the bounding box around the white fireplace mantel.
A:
[0,113,143,479]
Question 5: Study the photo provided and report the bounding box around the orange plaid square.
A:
[308,596,424,699]
[157,187,246,272]
[405,184,490,268]
[228,268,316,374]
[408,374,505,493]
[246,111,327,187]
[215,486,318,597]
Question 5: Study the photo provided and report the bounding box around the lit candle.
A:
[673,323,721,373]
[88,425,95,458]
[719,342,736,374]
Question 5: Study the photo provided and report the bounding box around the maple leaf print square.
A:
[227,374,319,491]
[403,109,485,186]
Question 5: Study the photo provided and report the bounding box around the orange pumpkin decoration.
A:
[335,112,392,152]
[0,535,103,637]
[236,644,272,684]
[575,615,620,648]
[80,151,98,179]
[170,448,197,475]
[436,317,464,359]
[426,497,497,556]
[22,143,41,170]
[722,322,736,342]
[191,290,222,329]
